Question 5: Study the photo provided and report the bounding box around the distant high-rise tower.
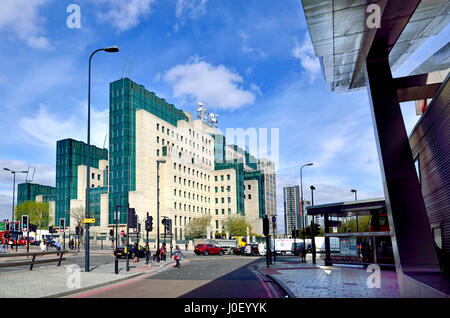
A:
[283,185,302,236]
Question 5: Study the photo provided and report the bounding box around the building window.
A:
[248,194,252,199]
[221,175,224,181]
[222,209,225,215]
[227,174,230,180]
[91,173,95,179]
[248,185,251,190]
[215,176,218,182]
[216,209,218,215]
[157,123,159,130]
[97,174,100,180]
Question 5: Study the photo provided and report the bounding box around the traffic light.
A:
[263,216,269,236]
[49,225,54,234]
[60,218,65,232]
[15,222,20,231]
[128,208,137,228]
[22,215,29,231]
[30,224,37,232]
[109,229,114,237]
[75,226,80,235]
[313,223,321,236]
[5,222,9,231]
[162,218,170,234]
[145,216,153,232]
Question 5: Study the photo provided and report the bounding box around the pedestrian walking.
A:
[144,243,151,265]
[173,245,184,268]
[153,248,161,262]
[1,242,6,253]
[301,245,307,262]
[133,243,139,263]
[40,240,46,252]
[160,243,167,261]
[185,242,188,251]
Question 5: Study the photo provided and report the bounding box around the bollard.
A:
[115,257,119,274]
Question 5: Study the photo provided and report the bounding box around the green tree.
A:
[15,201,50,229]
[222,215,254,237]
[185,215,212,239]
[338,215,371,233]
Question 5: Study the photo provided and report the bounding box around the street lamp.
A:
[85,46,119,273]
[310,185,316,264]
[300,163,313,253]
[156,159,166,250]
[227,187,231,239]
[351,189,358,232]
[3,168,28,221]
[310,185,316,206]
[300,163,313,230]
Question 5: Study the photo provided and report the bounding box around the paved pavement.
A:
[259,254,400,298]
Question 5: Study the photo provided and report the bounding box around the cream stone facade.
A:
[39,78,275,245]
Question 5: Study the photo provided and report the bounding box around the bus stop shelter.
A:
[307,198,394,267]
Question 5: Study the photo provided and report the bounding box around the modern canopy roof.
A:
[301,0,450,92]
[306,197,386,216]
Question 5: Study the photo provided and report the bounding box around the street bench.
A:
[0,251,66,270]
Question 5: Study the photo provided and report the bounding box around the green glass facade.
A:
[17,182,55,205]
[228,144,258,170]
[109,78,188,224]
[244,171,266,218]
[215,161,245,216]
[89,187,108,226]
[55,138,108,226]
[212,133,226,164]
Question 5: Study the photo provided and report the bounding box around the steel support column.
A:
[364,56,440,291]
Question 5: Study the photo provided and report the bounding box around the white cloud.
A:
[163,57,256,110]
[19,102,109,149]
[96,0,155,32]
[176,0,208,20]
[292,34,321,82]
[0,0,50,49]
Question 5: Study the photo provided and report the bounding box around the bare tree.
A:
[70,206,86,243]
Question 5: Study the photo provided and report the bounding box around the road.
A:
[69,254,287,298]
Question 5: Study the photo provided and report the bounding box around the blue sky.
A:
[0,0,447,232]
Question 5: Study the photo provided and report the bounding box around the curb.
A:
[255,263,296,299]
[265,273,296,299]
[45,260,176,298]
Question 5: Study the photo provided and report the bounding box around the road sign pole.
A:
[27,226,30,254]
[126,204,130,272]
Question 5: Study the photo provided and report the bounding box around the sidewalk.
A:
[0,256,176,298]
[259,255,400,298]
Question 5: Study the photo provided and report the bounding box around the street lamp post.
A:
[351,189,358,232]
[156,159,166,250]
[227,187,231,239]
[3,168,28,221]
[85,46,119,273]
[310,185,316,264]
[300,163,313,255]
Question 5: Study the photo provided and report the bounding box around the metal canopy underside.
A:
[301,0,450,92]
[306,197,386,216]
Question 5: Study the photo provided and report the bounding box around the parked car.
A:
[233,246,246,255]
[114,244,146,259]
[194,244,224,256]
[244,243,260,256]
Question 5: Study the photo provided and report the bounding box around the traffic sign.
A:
[0,222,5,231]
[82,218,96,224]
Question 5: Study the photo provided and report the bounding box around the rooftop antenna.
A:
[31,166,36,183]
[121,58,133,79]
[103,134,108,149]
[197,102,207,122]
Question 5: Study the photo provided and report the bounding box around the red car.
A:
[194,244,224,256]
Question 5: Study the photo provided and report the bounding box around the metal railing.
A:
[0,251,66,270]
